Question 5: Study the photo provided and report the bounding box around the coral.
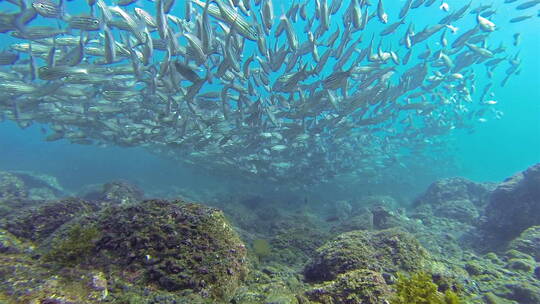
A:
[390,272,461,304]
[305,269,392,304]
[304,228,429,282]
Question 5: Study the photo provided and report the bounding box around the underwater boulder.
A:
[82,180,144,205]
[481,163,540,243]
[2,198,100,242]
[0,171,28,201]
[42,200,248,301]
[432,199,479,224]
[303,228,429,282]
[304,269,392,304]
[9,171,65,200]
[0,229,29,254]
[269,215,331,266]
[331,210,374,233]
[353,195,399,210]
[0,253,108,303]
[508,226,540,261]
[414,177,493,208]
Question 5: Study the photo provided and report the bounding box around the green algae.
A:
[42,223,101,266]
[253,239,271,261]
[390,272,461,304]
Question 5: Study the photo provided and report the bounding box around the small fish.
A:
[174,61,201,82]
[68,15,101,31]
[516,0,540,10]
[439,2,449,12]
[377,0,388,24]
[477,15,496,32]
[38,65,88,80]
[509,15,533,22]
[513,33,521,46]
[0,50,19,65]
[32,0,63,19]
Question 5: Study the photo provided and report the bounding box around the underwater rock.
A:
[269,216,331,266]
[331,210,374,233]
[0,171,67,217]
[305,269,392,304]
[508,226,540,261]
[414,177,493,208]
[42,200,248,301]
[353,195,399,210]
[9,171,65,199]
[432,199,479,224]
[482,163,540,243]
[370,205,402,230]
[303,228,429,282]
[0,254,109,303]
[2,198,100,242]
[0,171,28,201]
[0,229,29,254]
[82,180,144,205]
[501,282,540,304]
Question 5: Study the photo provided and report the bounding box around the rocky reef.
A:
[0,163,538,303]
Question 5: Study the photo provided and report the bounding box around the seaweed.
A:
[390,271,461,304]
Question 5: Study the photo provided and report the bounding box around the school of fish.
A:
[0,0,537,184]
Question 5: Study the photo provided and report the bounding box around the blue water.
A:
[0,0,538,196]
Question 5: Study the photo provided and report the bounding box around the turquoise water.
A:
[0,0,538,195]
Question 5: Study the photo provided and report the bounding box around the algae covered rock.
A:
[303,228,429,282]
[432,199,479,224]
[508,226,540,261]
[414,177,493,208]
[82,180,144,205]
[269,216,331,266]
[305,269,392,304]
[0,229,29,254]
[2,198,100,242]
[482,163,540,242]
[0,254,108,303]
[43,200,248,301]
[0,171,28,201]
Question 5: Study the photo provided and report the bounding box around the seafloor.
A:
[0,164,539,304]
